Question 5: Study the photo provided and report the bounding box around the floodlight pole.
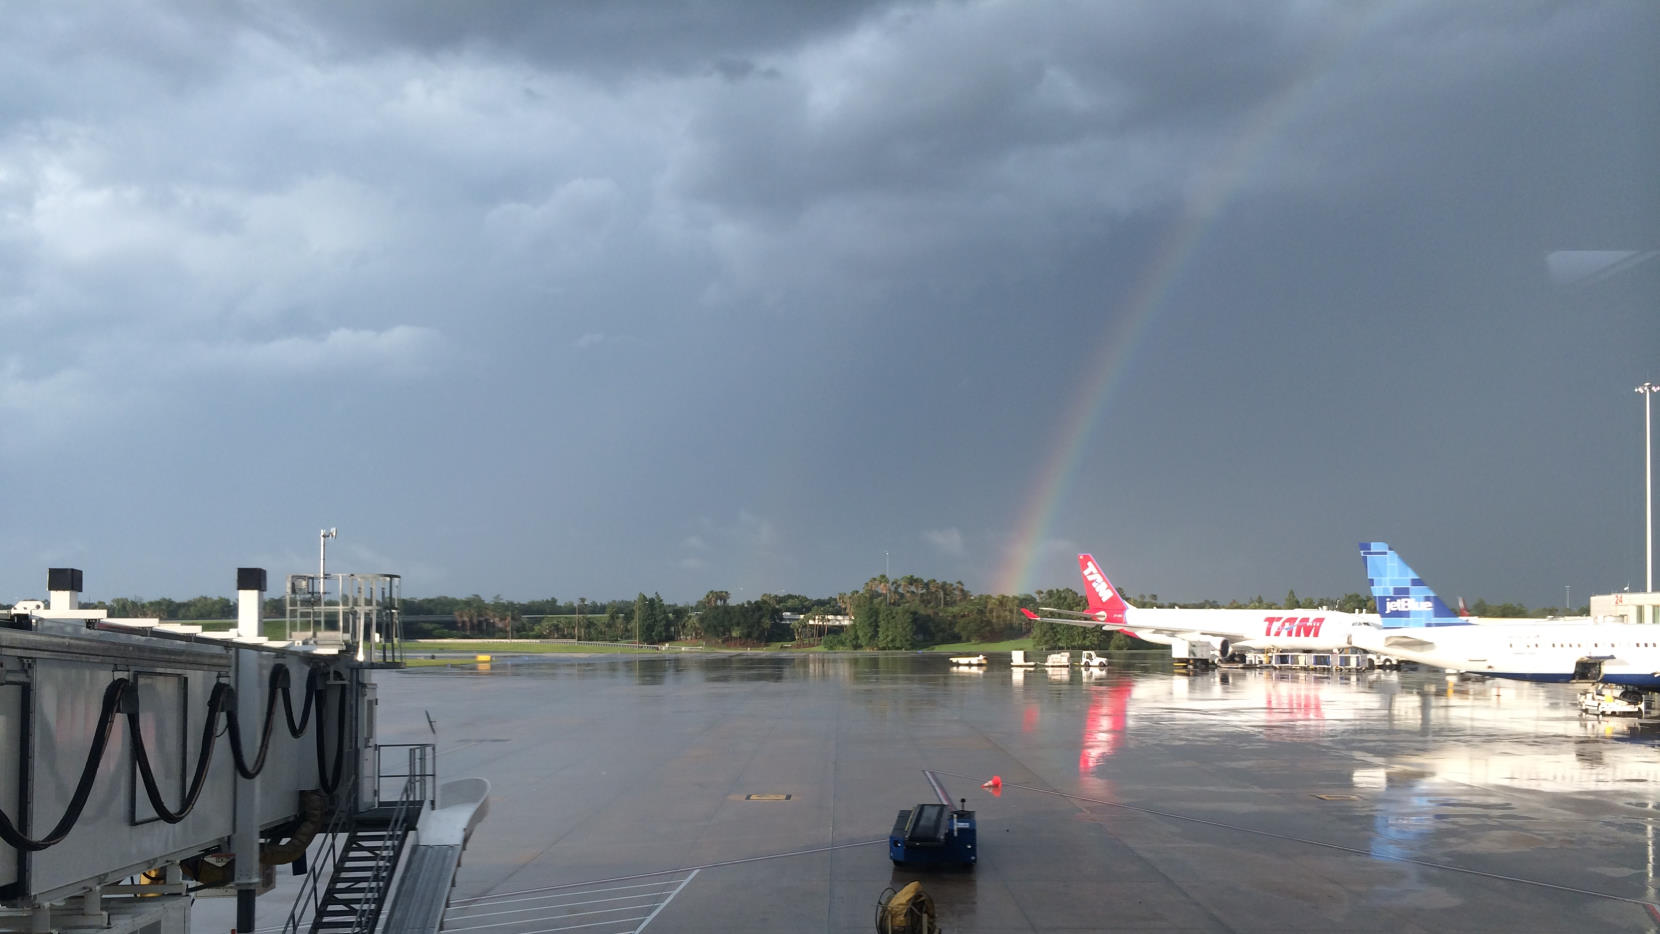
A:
[1640,384,1657,616]
[320,527,338,607]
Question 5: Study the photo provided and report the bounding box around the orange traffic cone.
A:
[981,775,1002,797]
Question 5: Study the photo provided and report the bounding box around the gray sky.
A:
[2,1,1655,607]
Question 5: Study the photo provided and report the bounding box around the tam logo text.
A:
[1263,617,1325,638]
[1081,561,1115,605]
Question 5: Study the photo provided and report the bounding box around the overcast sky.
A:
[2,1,1656,607]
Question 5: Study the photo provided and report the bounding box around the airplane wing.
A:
[1038,605,1102,618]
[1021,608,1227,644]
[1021,608,1109,628]
[1378,633,1436,650]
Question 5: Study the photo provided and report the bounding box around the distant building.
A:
[1590,592,1660,624]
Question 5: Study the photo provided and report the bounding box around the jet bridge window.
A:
[131,672,187,825]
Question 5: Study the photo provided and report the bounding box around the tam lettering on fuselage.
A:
[1081,561,1115,605]
[1385,598,1433,614]
[1263,616,1324,638]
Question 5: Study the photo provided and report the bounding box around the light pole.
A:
[1639,384,1658,615]
[883,551,891,604]
[319,527,337,605]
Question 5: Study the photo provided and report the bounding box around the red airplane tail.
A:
[1077,554,1130,624]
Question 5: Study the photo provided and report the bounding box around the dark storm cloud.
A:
[255,0,904,77]
[0,0,1652,604]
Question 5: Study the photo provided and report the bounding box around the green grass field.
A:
[405,639,665,655]
[168,629,1042,656]
[925,637,1036,653]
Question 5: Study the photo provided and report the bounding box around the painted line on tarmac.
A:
[631,869,698,933]
[450,838,884,907]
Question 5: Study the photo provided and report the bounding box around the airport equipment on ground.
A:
[874,881,939,933]
[1010,650,1070,667]
[1,564,486,934]
[1579,684,1646,717]
[888,771,976,870]
[949,654,987,666]
[1078,650,1109,668]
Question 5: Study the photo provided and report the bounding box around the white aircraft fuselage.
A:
[1112,606,1382,653]
[1351,620,1660,689]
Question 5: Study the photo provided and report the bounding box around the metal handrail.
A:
[351,749,424,932]
[282,777,358,934]
[373,743,436,809]
[281,743,434,934]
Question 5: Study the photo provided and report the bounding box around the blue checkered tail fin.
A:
[1358,542,1462,627]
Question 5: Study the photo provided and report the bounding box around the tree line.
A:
[36,578,1589,650]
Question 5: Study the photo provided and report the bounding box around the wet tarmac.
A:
[233,654,1660,932]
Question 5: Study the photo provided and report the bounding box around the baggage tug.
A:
[887,772,977,869]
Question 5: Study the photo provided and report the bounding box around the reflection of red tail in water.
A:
[1079,681,1133,773]
[1265,681,1324,724]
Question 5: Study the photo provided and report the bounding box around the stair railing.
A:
[350,748,426,932]
[372,742,436,809]
[282,776,359,934]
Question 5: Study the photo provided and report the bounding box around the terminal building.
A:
[1590,591,1660,624]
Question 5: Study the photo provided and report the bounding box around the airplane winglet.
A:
[1020,607,1039,621]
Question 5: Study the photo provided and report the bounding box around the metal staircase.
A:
[284,745,436,934]
[307,818,413,934]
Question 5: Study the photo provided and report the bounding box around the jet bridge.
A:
[1,565,475,934]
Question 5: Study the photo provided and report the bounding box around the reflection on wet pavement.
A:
[361,654,1660,932]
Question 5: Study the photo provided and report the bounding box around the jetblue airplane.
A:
[1021,553,1385,656]
[1350,542,1660,688]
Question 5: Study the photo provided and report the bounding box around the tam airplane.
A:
[1020,554,1388,656]
[1349,542,1660,688]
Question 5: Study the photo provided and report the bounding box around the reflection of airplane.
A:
[1023,554,1387,658]
[1351,543,1660,688]
[1078,680,1133,773]
[1264,678,1325,725]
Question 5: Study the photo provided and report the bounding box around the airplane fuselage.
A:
[1352,621,1660,688]
[1118,607,1381,653]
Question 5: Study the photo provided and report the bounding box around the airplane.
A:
[1020,553,1388,659]
[1349,542,1660,689]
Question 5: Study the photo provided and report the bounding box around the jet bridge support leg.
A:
[235,570,266,934]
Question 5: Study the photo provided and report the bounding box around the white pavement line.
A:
[449,881,683,912]
[450,873,689,906]
[448,869,687,909]
[512,917,650,934]
[445,891,669,922]
[448,840,877,905]
[631,869,698,933]
[444,903,650,933]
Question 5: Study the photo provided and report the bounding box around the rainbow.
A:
[992,13,1373,596]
